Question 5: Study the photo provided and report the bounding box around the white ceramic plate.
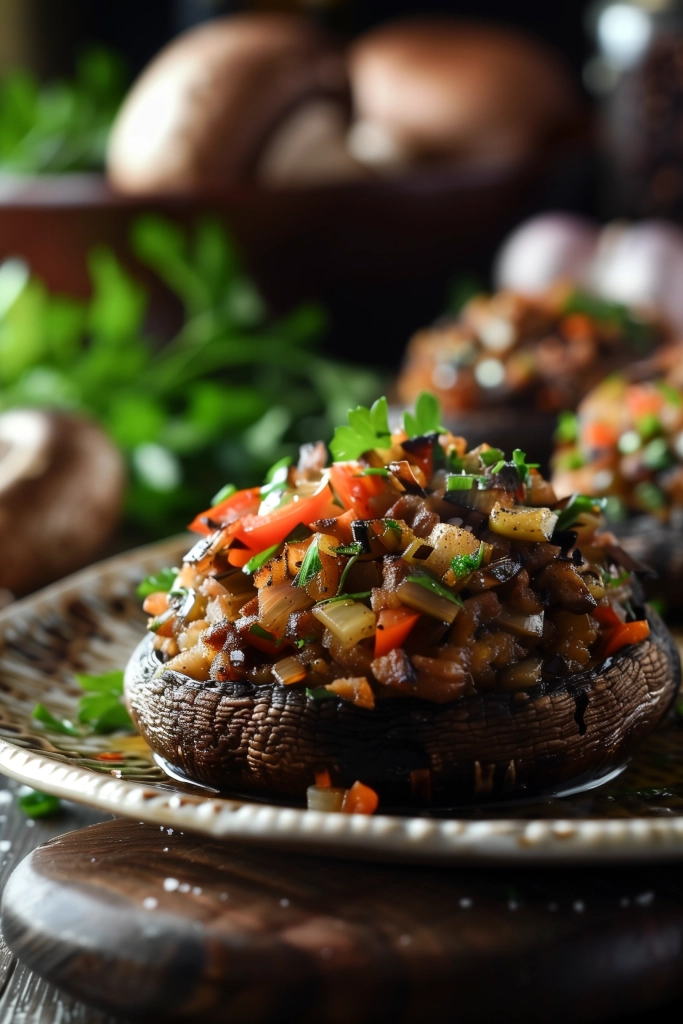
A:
[0,537,682,864]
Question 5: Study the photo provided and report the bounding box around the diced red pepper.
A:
[374,606,420,658]
[232,484,334,552]
[189,487,262,535]
[592,604,622,629]
[603,619,650,658]
[343,780,379,815]
[329,463,393,519]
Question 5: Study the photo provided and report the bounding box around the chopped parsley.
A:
[74,670,134,734]
[384,519,401,534]
[136,567,178,598]
[451,543,485,579]
[243,544,280,574]
[332,542,364,556]
[479,447,505,467]
[329,397,392,461]
[250,623,281,644]
[317,591,371,606]
[403,391,445,438]
[356,467,390,476]
[33,703,79,736]
[555,410,579,444]
[306,686,337,701]
[554,494,608,532]
[405,573,463,606]
[447,474,476,491]
[295,536,323,587]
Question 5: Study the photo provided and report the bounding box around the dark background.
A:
[74,1,592,80]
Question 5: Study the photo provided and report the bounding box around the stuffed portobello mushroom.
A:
[125,394,679,811]
[552,371,683,617]
[396,287,669,470]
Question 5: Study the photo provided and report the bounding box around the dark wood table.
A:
[0,774,683,1024]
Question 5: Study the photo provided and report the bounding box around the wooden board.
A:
[3,819,683,1023]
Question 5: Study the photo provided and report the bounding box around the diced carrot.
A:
[374,606,420,658]
[315,769,332,789]
[142,592,169,616]
[325,677,376,710]
[227,547,253,568]
[603,619,650,658]
[343,781,379,815]
[92,751,125,761]
[583,421,618,450]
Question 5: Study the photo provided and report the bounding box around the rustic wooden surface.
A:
[0,798,682,1023]
[0,773,681,1023]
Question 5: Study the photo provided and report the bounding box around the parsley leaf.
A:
[554,494,608,532]
[295,537,323,587]
[451,543,485,579]
[243,544,280,574]
[17,789,61,819]
[332,542,364,556]
[317,591,371,606]
[33,703,79,737]
[384,519,401,534]
[447,474,476,491]
[329,397,392,461]
[405,573,463,606]
[403,391,445,438]
[136,567,178,598]
[356,467,389,476]
[250,623,279,643]
[74,670,134,734]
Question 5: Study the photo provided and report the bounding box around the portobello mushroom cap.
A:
[0,410,125,595]
[125,605,679,807]
[107,13,358,192]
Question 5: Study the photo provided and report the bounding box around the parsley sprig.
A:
[403,391,445,438]
[136,568,178,598]
[33,670,134,737]
[329,397,392,461]
[555,494,608,533]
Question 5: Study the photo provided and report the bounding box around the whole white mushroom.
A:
[591,220,683,335]
[494,212,599,296]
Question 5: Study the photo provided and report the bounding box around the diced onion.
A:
[312,600,376,648]
[307,786,346,812]
[258,581,313,635]
[397,580,459,624]
[272,655,306,686]
[488,503,558,542]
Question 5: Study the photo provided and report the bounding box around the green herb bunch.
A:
[0,215,382,537]
[0,48,126,174]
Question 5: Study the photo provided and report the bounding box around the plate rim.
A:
[0,537,682,865]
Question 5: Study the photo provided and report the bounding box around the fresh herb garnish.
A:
[512,449,539,485]
[211,483,236,505]
[136,567,178,598]
[33,703,80,737]
[554,494,608,532]
[17,789,61,819]
[294,635,318,649]
[479,447,505,467]
[336,552,361,596]
[333,542,364,556]
[295,536,323,587]
[356,467,390,476]
[451,543,485,579]
[74,671,134,734]
[403,391,445,438]
[329,397,392,462]
[306,686,337,701]
[384,519,401,534]
[243,544,280,574]
[405,573,463,606]
[447,474,476,491]
[600,568,631,589]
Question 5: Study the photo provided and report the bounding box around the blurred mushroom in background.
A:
[0,410,125,595]
[347,18,587,174]
[107,13,360,192]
